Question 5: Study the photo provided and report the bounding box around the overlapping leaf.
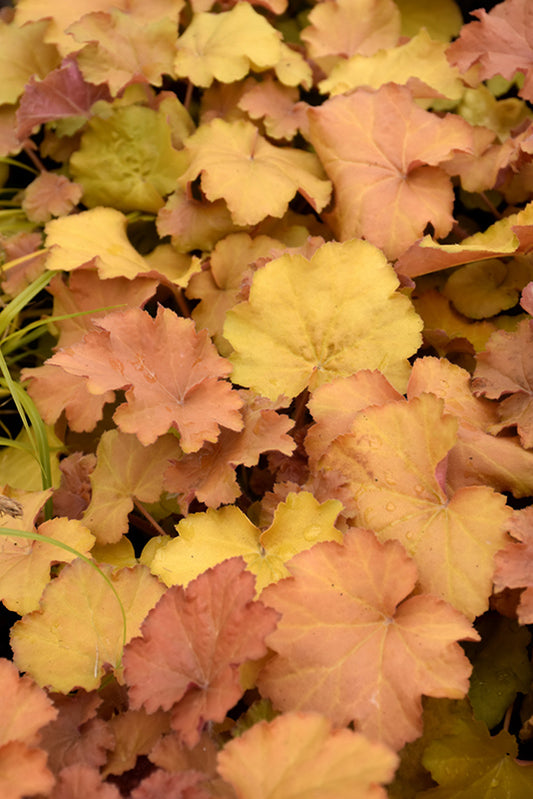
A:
[257,529,477,751]
[150,491,343,593]
[47,306,244,449]
[224,238,423,399]
[123,558,279,746]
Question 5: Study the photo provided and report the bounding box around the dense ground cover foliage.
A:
[1,0,533,795]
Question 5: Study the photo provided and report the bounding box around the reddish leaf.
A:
[123,558,279,747]
[51,764,121,798]
[47,306,244,449]
[16,58,111,139]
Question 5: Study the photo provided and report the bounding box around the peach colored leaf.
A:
[217,712,398,799]
[174,3,282,88]
[163,395,295,509]
[69,9,177,95]
[447,0,533,102]
[51,764,121,798]
[494,507,533,624]
[0,658,57,746]
[179,118,331,226]
[472,319,533,448]
[123,558,279,747]
[23,363,115,433]
[320,394,511,619]
[48,306,243,449]
[44,207,150,279]
[224,239,422,400]
[16,57,111,140]
[22,171,82,224]
[308,85,473,259]
[306,371,402,466]
[46,270,158,350]
[82,430,178,544]
[11,560,165,692]
[238,77,309,140]
[157,187,244,254]
[150,492,342,594]
[257,529,477,751]
[408,357,533,498]
[301,0,400,62]
[0,516,95,614]
[0,742,55,799]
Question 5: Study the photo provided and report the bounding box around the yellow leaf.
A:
[179,118,331,226]
[174,3,282,87]
[150,492,343,594]
[224,238,423,400]
[11,560,165,692]
[0,20,59,104]
[45,207,149,278]
[396,0,462,41]
[320,30,464,100]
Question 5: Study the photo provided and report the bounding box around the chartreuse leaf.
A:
[69,103,187,212]
[417,712,533,798]
[149,491,343,594]
[396,0,462,41]
[465,614,532,729]
[224,238,423,400]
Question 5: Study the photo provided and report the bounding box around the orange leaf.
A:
[123,557,279,747]
[308,84,473,259]
[318,394,511,618]
[472,319,533,448]
[217,711,399,799]
[257,530,477,751]
[48,306,243,449]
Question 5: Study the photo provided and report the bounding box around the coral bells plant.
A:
[2,0,533,795]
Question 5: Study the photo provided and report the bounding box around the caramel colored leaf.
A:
[308,85,473,259]
[217,712,399,799]
[321,394,511,619]
[123,558,279,747]
[82,430,179,545]
[472,319,533,448]
[48,306,243,449]
[224,239,422,400]
[179,118,331,226]
[257,529,477,751]
[0,658,57,746]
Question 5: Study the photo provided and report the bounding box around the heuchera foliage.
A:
[2,0,533,796]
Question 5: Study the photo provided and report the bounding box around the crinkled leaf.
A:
[48,306,244,449]
[123,557,279,747]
